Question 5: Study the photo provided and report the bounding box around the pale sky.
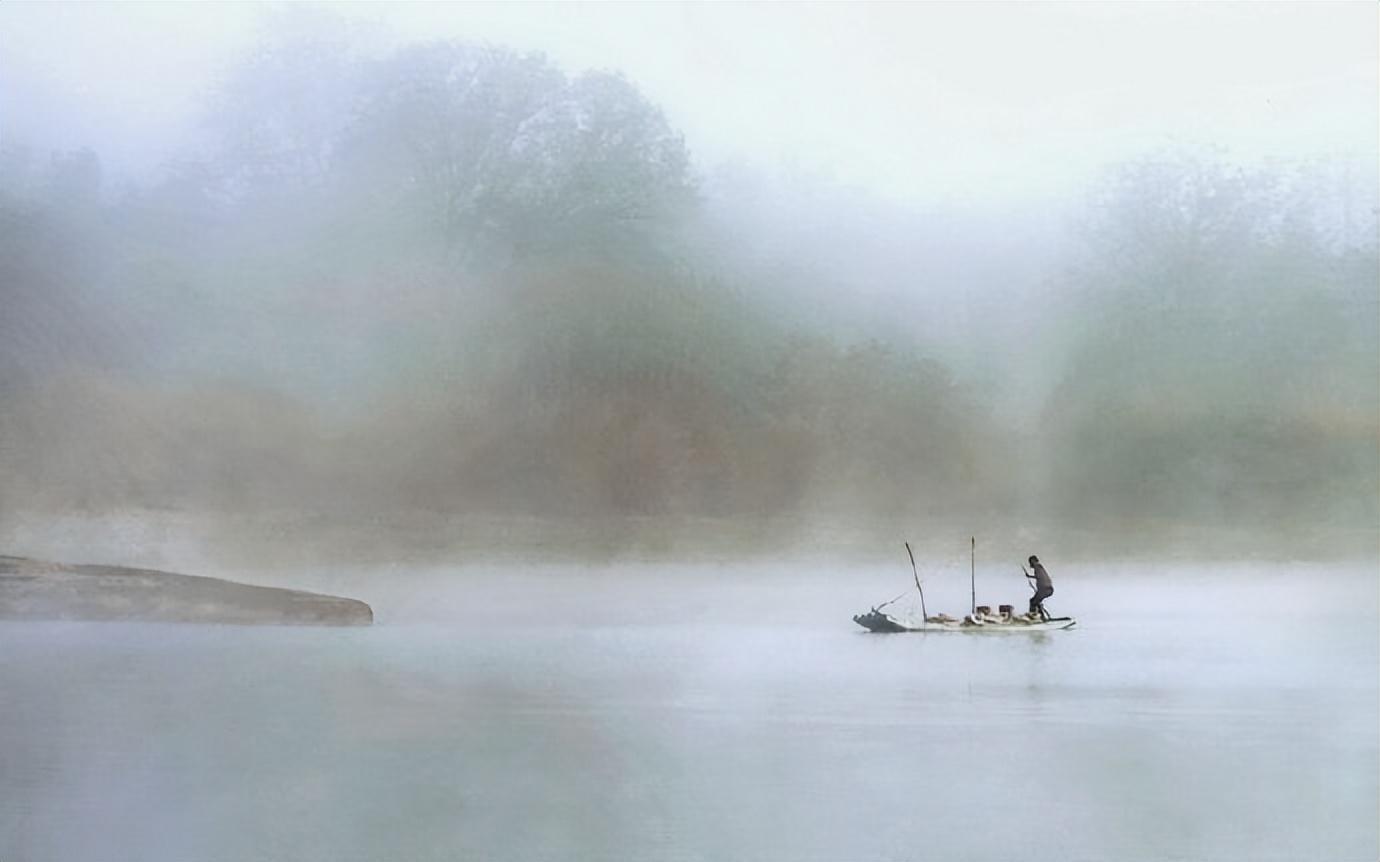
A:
[2,2,1376,205]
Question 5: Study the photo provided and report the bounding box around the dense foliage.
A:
[1,33,1375,555]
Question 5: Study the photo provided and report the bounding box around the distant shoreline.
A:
[1,510,1374,570]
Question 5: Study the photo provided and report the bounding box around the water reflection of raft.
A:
[853,608,1076,633]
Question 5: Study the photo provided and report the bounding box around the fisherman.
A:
[1026,555,1053,619]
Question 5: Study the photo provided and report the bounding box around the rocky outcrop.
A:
[0,555,373,625]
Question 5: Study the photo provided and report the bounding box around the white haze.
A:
[0,3,1375,556]
[2,2,1375,203]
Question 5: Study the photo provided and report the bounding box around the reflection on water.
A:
[0,564,1375,862]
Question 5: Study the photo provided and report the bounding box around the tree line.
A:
[1,31,1375,555]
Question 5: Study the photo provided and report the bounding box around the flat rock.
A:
[0,555,373,626]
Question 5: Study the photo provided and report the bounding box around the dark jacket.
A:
[1031,562,1052,590]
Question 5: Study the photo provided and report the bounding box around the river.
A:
[1,562,1375,861]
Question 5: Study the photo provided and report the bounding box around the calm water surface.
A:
[1,563,1375,861]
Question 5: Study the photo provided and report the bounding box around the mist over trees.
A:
[1046,156,1379,536]
[1,24,1376,558]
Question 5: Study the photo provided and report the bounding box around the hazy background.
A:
[2,2,1377,564]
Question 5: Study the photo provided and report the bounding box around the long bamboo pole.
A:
[905,542,927,621]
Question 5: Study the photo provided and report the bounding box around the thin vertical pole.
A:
[905,542,927,621]
[970,536,976,615]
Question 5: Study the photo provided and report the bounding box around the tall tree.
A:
[342,43,693,261]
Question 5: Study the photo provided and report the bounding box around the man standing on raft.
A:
[1026,555,1053,619]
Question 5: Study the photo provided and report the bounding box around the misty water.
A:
[2,563,1374,862]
